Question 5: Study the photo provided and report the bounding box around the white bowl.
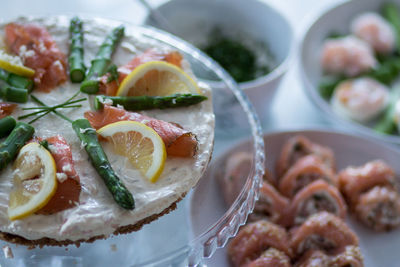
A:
[205,129,400,267]
[145,0,293,122]
[300,0,400,143]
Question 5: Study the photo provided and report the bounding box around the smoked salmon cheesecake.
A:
[0,16,214,247]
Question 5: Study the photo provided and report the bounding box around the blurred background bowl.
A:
[145,0,293,124]
[300,0,400,143]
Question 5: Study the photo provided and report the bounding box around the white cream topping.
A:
[0,16,214,242]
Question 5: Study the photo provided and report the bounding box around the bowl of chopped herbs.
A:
[145,0,293,121]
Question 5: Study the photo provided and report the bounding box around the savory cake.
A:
[0,16,214,247]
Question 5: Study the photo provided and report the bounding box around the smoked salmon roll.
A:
[249,182,290,225]
[355,186,400,231]
[287,180,347,226]
[276,135,335,179]
[290,212,358,258]
[228,220,292,267]
[245,248,291,267]
[330,245,364,267]
[294,250,331,267]
[219,151,253,206]
[338,160,396,206]
[338,160,400,230]
[278,155,337,198]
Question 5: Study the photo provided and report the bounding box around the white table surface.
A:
[0,0,359,266]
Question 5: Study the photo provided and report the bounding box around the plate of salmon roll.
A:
[301,0,400,144]
[0,15,264,266]
[210,129,400,267]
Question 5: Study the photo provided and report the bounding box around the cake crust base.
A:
[0,195,184,249]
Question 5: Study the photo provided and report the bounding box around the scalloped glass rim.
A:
[299,0,400,144]
[0,15,265,266]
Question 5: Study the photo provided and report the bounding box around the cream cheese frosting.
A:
[0,16,214,242]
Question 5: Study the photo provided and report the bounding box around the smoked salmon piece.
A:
[249,182,290,225]
[246,248,291,267]
[37,135,81,214]
[84,105,197,157]
[0,103,17,119]
[290,212,359,259]
[287,180,347,226]
[330,246,364,267]
[98,49,183,96]
[278,155,337,198]
[4,23,67,92]
[227,220,292,267]
[276,135,335,179]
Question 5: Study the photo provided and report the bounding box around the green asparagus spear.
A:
[0,116,16,138]
[383,3,400,53]
[72,119,134,210]
[80,25,125,94]
[0,69,33,91]
[374,86,400,135]
[0,81,28,103]
[0,122,34,171]
[94,93,208,111]
[69,17,86,83]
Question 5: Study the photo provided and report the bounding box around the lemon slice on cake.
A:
[97,121,166,183]
[116,61,200,96]
[8,142,57,220]
[0,50,35,78]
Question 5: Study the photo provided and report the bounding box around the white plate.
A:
[204,129,400,267]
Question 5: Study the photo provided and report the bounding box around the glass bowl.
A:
[0,16,264,267]
[300,0,400,144]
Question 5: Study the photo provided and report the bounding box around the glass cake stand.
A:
[0,19,264,267]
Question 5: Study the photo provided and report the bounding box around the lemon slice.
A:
[116,61,200,96]
[0,50,35,77]
[97,121,166,183]
[8,142,57,220]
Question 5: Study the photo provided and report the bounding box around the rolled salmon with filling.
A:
[290,212,358,259]
[355,186,400,231]
[330,245,364,267]
[294,250,331,267]
[338,160,397,206]
[278,155,337,198]
[218,151,253,206]
[287,180,347,226]
[248,182,290,225]
[245,248,291,267]
[275,135,335,179]
[228,220,292,267]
